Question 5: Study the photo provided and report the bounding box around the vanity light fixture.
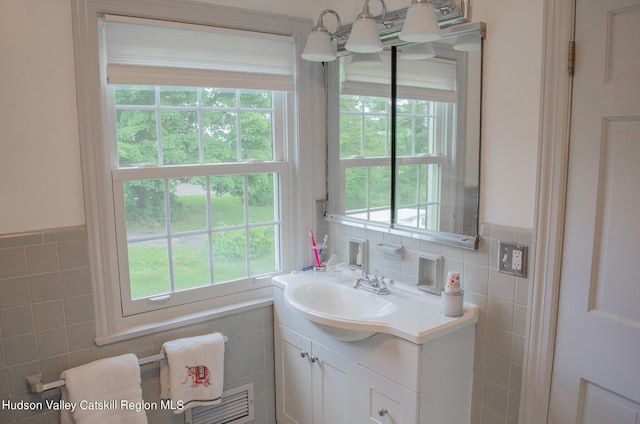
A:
[349,53,384,68]
[344,0,388,53]
[453,33,481,51]
[302,0,388,62]
[301,9,341,62]
[399,0,441,42]
[399,42,436,60]
[301,0,468,62]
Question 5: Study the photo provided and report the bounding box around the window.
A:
[332,49,456,233]
[71,1,315,342]
[111,86,288,316]
[100,16,295,318]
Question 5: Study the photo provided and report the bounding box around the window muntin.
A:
[115,87,276,166]
[394,99,449,231]
[395,163,441,230]
[338,85,452,231]
[339,96,391,159]
[111,85,286,316]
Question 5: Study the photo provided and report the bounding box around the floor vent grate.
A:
[184,382,254,424]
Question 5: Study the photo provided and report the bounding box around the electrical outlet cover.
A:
[497,241,528,277]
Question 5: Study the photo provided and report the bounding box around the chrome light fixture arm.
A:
[314,9,342,40]
[356,0,388,25]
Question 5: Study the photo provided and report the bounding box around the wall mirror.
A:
[326,18,485,249]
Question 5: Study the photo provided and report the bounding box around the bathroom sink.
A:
[283,281,397,341]
[285,282,397,320]
[274,272,479,344]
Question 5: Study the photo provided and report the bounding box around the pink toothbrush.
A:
[310,230,321,268]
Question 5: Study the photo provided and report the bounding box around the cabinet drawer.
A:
[349,363,418,424]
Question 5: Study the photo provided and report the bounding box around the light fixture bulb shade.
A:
[348,52,384,69]
[400,42,436,60]
[345,18,383,53]
[301,30,337,62]
[453,33,482,51]
[399,2,441,43]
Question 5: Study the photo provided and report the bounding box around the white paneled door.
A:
[548,0,640,422]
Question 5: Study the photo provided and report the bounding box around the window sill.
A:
[94,294,274,346]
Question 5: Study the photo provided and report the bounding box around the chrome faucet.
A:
[353,272,392,295]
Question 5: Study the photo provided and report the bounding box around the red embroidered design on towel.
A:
[182,365,211,387]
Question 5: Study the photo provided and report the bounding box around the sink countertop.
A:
[273,271,478,345]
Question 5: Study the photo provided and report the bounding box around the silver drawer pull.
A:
[378,408,388,416]
[310,356,318,363]
[300,351,308,358]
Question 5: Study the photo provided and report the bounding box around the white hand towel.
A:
[160,332,225,414]
[60,353,147,424]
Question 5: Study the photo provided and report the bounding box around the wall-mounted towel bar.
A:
[26,334,228,394]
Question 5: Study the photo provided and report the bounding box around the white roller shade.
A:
[342,51,456,102]
[102,15,295,90]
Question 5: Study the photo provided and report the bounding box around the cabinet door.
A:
[349,363,419,424]
[275,324,313,424]
[312,343,350,424]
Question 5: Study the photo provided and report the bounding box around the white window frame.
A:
[71,0,317,344]
[108,86,290,317]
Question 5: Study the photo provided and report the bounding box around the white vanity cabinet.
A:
[272,280,476,424]
[274,324,313,424]
[275,323,352,424]
[275,321,418,424]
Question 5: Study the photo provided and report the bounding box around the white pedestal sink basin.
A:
[274,272,478,343]
[285,282,397,319]
[284,281,398,341]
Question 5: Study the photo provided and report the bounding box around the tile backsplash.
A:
[0,226,275,424]
[323,221,531,424]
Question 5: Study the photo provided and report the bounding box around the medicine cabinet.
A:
[326,20,485,249]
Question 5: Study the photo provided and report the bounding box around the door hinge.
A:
[568,41,575,75]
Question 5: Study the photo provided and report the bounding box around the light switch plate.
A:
[497,241,528,277]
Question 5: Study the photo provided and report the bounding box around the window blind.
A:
[101,15,295,91]
[342,50,456,102]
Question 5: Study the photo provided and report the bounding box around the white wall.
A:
[195,0,324,19]
[473,0,542,228]
[0,0,542,234]
[0,0,84,234]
